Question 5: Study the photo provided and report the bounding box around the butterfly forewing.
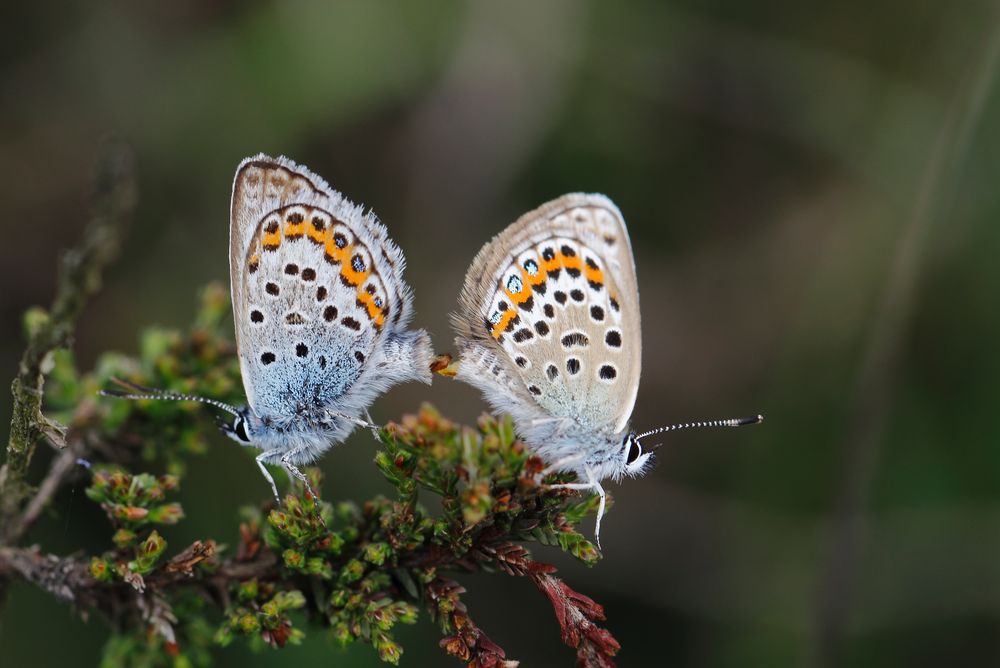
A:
[231,156,413,420]
[454,194,641,434]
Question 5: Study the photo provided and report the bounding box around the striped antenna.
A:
[636,414,763,445]
[100,377,241,417]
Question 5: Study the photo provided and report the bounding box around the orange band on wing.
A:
[340,259,370,287]
[284,221,306,239]
[325,239,351,264]
[307,221,328,244]
[356,291,383,320]
[505,287,532,304]
[504,273,533,305]
[522,265,546,287]
[262,229,282,250]
[491,309,517,338]
[584,265,604,286]
[541,256,561,274]
[561,255,582,272]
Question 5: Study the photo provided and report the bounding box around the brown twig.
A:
[0,526,619,667]
[0,544,276,608]
[0,138,136,545]
[531,572,620,668]
[4,395,619,664]
[7,447,80,544]
[474,541,620,668]
[429,575,516,668]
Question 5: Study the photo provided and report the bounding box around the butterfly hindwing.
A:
[453,194,641,435]
[231,155,416,420]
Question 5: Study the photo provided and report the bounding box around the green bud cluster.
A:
[55,284,613,666]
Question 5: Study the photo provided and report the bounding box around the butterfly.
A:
[104,155,434,501]
[450,193,761,545]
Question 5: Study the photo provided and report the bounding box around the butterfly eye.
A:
[625,437,641,464]
[234,417,250,443]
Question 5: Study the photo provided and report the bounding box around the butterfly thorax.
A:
[524,420,634,482]
[228,404,356,465]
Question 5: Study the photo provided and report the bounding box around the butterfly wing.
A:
[230,155,422,421]
[453,193,641,435]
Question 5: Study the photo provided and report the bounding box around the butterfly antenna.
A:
[100,377,241,417]
[636,414,763,446]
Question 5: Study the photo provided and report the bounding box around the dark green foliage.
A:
[3,282,619,667]
[45,283,245,477]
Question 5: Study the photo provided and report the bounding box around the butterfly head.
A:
[219,408,256,445]
[620,431,653,478]
[578,429,655,482]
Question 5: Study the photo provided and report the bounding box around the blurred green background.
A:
[3,1,1000,665]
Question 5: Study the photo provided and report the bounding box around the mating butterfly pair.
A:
[104,155,761,544]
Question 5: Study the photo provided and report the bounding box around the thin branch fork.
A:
[0,543,275,607]
[0,533,621,668]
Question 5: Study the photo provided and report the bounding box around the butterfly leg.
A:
[534,452,587,483]
[590,472,607,550]
[363,409,382,442]
[543,467,606,548]
[332,412,380,431]
[279,449,319,500]
[255,451,281,505]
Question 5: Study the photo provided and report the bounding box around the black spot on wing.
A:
[561,332,589,348]
[513,328,534,343]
